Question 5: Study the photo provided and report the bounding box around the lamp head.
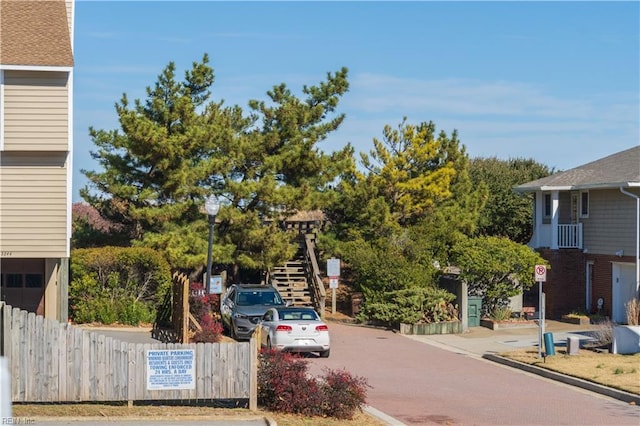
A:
[204,195,221,216]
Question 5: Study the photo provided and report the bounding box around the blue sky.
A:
[72,1,639,202]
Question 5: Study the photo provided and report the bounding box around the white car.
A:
[258,307,330,358]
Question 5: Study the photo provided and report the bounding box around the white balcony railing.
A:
[557,223,583,249]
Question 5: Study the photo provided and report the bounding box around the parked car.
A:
[220,284,287,340]
[258,306,330,358]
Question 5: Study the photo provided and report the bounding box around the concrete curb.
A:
[482,354,640,405]
[364,405,407,425]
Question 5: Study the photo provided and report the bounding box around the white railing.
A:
[557,223,583,249]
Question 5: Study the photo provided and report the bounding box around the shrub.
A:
[191,313,224,343]
[490,307,512,321]
[585,319,614,349]
[189,282,220,321]
[625,298,640,326]
[258,349,368,418]
[258,349,323,416]
[70,246,171,325]
[188,282,223,343]
[359,286,458,326]
[319,369,370,420]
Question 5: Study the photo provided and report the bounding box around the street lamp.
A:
[204,195,221,294]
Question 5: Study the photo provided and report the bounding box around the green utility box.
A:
[468,296,482,327]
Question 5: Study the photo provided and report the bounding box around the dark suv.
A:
[220,284,287,340]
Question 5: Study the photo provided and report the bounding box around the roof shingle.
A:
[0,0,73,67]
[515,145,640,192]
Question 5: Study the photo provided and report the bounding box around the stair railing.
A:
[303,234,326,317]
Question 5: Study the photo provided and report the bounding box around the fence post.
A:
[249,332,259,411]
[181,275,189,344]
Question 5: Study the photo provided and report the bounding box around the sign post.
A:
[535,264,547,358]
[327,258,341,315]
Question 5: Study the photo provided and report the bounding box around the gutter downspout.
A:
[620,187,640,298]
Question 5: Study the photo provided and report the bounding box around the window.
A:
[3,273,43,288]
[580,191,589,218]
[543,193,552,218]
[6,274,22,288]
[25,274,43,288]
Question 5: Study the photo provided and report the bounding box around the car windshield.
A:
[236,290,282,306]
[277,309,318,321]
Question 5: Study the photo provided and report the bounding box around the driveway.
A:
[307,321,640,425]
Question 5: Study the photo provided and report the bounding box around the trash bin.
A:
[567,336,580,355]
[543,332,555,356]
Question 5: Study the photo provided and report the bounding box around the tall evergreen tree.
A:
[81,55,353,279]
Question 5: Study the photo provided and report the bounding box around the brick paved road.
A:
[307,322,640,426]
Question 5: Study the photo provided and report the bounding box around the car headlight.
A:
[234,312,249,320]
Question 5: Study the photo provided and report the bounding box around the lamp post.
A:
[204,195,221,294]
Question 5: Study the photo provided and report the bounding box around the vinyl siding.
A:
[582,189,637,256]
[3,70,69,151]
[558,192,572,223]
[0,152,68,258]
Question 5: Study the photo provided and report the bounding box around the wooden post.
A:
[181,275,189,344]
[249,332,259,411]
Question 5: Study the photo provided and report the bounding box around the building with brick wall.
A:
[514,146,639,322]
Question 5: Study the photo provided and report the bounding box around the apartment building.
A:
[0,0,74,321]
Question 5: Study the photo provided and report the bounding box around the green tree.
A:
[81,54,353,280]
[328,118,477,242]
[322,119,485,324]
[360,119,457,227]
[451,235,547,316]
[469,157,552,243]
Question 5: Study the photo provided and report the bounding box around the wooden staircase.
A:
[271,260,313,307]
[270,234,326,314]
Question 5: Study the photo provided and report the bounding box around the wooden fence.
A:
[0,303,257,407]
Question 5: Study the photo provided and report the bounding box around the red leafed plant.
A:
[189,282,223,343]
[257,348,369,419]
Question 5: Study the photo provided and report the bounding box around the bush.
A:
[70,246,171,325]
[320,369,370,420]
[258,349,368,419]
[625,298,640,325]
[188,282,224,343]
[585,319,614,349]
[191,313,224,343]
[189,282,220,321]
[359,286,457,327]
[490,307,512,321]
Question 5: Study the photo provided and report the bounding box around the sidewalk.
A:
[404,320,599,357]
[403,320,640,405]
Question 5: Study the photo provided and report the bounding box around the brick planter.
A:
[400,321,462,335]
[560,315,591,326]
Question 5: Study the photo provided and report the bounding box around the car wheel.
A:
[266,336,273,350]
[319,349,330,358]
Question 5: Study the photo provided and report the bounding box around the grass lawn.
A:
[11,403,386,425]
[500,347,640,395]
